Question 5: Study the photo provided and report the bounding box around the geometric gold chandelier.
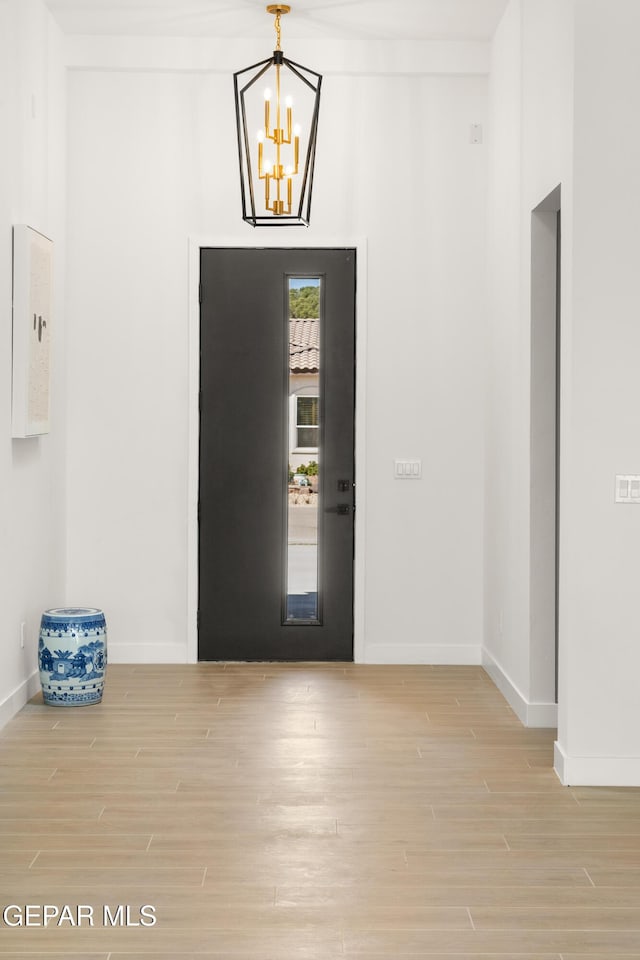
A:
[234,4,322,226]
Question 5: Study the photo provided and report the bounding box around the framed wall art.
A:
[12,224,53,437]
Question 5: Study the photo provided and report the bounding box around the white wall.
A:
[484,0,526,711]
[484,0,573,726]
[64,39,487,664]
[487,0,640,783]
[556,0,640,785]
[0,0,66,724]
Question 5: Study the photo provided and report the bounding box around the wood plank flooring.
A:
[1,663,640,958]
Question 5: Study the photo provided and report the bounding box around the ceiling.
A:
[43,0,509,42]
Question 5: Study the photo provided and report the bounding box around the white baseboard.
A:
[363,643,482,665]
[482,648,557,728]
[0,670,41,730]
[107,643,187,664]
[554,740,640,786]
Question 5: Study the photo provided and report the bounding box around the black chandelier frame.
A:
[234,50,322,227]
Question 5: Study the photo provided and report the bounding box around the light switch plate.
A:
[615,475,640,503]
[395,459,422,479]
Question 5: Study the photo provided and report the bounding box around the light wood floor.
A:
[1,663,640,958]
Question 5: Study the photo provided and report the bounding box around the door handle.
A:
[336,503,350,515]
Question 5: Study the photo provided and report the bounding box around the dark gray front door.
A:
[198,247,356,661]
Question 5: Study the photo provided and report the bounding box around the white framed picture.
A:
[12,225,53,437]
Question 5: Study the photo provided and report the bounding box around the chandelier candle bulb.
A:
[286,97,293,139]
[276,70,282,127]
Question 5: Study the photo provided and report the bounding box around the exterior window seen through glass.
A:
[296,396,318,448]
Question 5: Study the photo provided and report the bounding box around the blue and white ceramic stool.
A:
[38,607,107,706]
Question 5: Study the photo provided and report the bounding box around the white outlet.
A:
[20,621,26,649]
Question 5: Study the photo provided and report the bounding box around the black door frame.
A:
[185,238,367,664]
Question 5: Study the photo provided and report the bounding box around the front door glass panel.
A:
[286,277,321,622]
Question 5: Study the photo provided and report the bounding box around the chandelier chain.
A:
[274,10,282,50]
[267,4,290,50]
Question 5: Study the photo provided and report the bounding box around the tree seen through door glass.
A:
[287,278,320,622]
